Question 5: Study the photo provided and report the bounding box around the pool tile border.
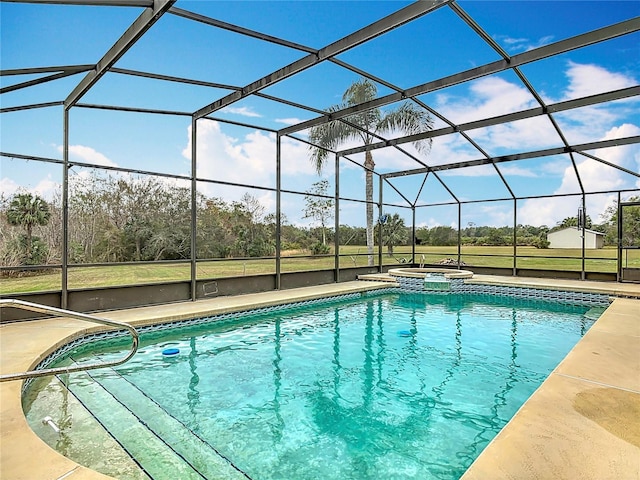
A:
[25,282,609,395]
[22,288,398,393]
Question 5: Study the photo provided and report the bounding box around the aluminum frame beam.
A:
[2,0,152,6]
[169,7,316,54]
[0,101,63,113]
[0,65,94,76]
[1,151,63,165]
[577,151,640,179]
[383,135,640,179]
[193,0,450,119]
[110,67,240,91]
[448,2,510,61]
[75,102,193,117]
[280,17,640,135]
[414,187,640,208]
[326,52,502,201]
[1,70,87,94]
[64,0,176,109]
[1,65,94,95]
[338,86,640,156]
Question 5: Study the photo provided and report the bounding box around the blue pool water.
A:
[24,291,597,480]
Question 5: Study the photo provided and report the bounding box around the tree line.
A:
[1,173,637,271]
[0,175,340,269]
[415,209,639,248]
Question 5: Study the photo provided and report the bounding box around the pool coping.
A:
[1,278,639,480]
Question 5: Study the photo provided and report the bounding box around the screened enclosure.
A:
[1,0,639,310]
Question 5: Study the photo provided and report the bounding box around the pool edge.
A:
[2,279,639,480]
[460,296,640,480]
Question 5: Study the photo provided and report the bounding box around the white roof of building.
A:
[549,227,605,236]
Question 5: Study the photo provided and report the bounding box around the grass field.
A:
[2,246,638,295]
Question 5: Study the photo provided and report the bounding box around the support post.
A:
[457,202,461,268]
[617,191,622,282]
[62,108,70,309]
[334,153,340,282]
[513,198,517,276]
[378,175,383,272]
[275,134,282,290]
[581,195,586,281]
[412,206,416,266]
[190,117,197,300]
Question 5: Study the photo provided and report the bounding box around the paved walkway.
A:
[1,278,639,480]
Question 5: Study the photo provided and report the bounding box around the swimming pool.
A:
[24,290,602,480]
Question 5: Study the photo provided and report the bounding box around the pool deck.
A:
[1,276,639,480]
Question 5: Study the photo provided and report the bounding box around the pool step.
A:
[94,369,249,480]
[584,306,607,320]
[63,371,203,479]
[63,370,248,480]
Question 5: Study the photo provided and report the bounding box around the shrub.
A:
[532,236,550,249]
[310,242,330,255]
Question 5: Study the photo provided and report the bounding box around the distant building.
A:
[547,227,605,249]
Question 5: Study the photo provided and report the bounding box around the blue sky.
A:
[1,0,639,232]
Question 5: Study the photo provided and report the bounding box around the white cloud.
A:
[547,63,638,144]
[586,123,640,188]
[476,204,513,227]
[221,106,262,118]
[426,134,479,167]
[282,136,322,177]
[176,62,638,228]
[436,76,537,125]
[499,36,529,47]
[183,121,270,188]
[419,61,639,228]
[429,76,568,157]
[441,163,538,179]
[56,144,118,167]
[470,116,563,152]
[0,177,20,198]
[442,164,493,178]
[557,62,637,101]
[495,34,554,53]
[556,124,640,195]
[33,175,59,199]
[537,158,572,176]
[0,175,59,202]
[499,165,538,178]
[276,117,304,126]
[181,120,316,200]
[429,63,638,162]
[518,196,578,228]
[518,123,640,226]
[53,145,123,189]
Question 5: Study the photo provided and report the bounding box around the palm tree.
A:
[378,213,409,256]
[308,78,432,265]
[6,192,51,260]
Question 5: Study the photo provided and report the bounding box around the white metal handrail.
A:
[0,299,139,382]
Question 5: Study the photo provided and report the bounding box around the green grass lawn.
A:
[2,245,637,295]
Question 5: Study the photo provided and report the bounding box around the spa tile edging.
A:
[394,276,610,306]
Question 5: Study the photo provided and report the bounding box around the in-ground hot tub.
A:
[388,268,474,279]
[388,268,474,292]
